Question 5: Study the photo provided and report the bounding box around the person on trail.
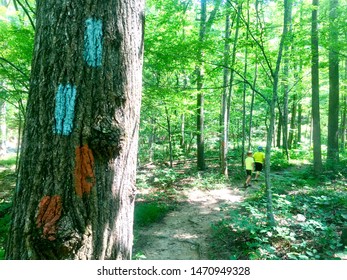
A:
[253,146,265,181]
[244,151,254,187]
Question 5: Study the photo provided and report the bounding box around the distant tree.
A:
[264,0,293,227]
[0,3,34,159]
[327,0,340,165]
[0,99,5,155]
[220,2,241,177]
[6,0,144,259]
[196,0,221,171]
[196,0,207,171]
[311,0,323,174]
[220,9,230,177]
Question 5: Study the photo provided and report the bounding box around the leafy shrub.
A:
[0,202,11,260]
[210,204,278,260]
[134,202,173,228]
[0,155,17,168]
[191,170,229,189]
[290,149,312,160]
[270,149,290,171]
[210,178,347,260]
[152,168,180,188]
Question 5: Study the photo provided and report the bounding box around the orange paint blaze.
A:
[36,195,62,241]
[74,144,95,197]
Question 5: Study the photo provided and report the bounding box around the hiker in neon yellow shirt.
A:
[253,146,265,181]
[244,151,254,187]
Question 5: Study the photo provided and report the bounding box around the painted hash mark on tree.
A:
[36,195,62,241]
[84,18,103,67]
[54,84,77,135]
[75,144,95,197]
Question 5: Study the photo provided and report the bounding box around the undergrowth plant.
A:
[210,165,347,260]
[0,156,17,260]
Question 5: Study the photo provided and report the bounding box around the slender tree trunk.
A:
[276,112,282,148]
[282,43,290,159]
[196,0,221,171]
[327,0,339,165]
[180,114,185,150]
[220,9,231,177]
[165,106,173,168]
[7,0,144,260]
[248,70,256,151]
[0,99,6,156]
[15,109,22,173]
[297,102,302,146]
[341,94,346,151]
[227,3,241,163]
[288,93,297,150]
[242,1,250,167]
[289,57,302,149]
[341,58,347,151]
[196,0,206,171]
[311,0,323,174]
[248,0,259,150]
[148,117,156,162]
[265,0,292,227]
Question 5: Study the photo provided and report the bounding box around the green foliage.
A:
[210,167,347,260]
[0,155,17,260]
[289,149,312,160]
[134,167,182,229]
[190,169,230,190]
[151,168,180,188]
[270,149,290,171]
[0,157,17,168]
[0,200,11,260]
[0,187,12,260]
[134,201,173,228]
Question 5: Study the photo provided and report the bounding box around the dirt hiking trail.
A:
[133,187,246,260]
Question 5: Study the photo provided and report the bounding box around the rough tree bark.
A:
[6,0,144,260]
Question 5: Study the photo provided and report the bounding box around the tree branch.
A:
[0,56,30,80]
[14,0,35,30]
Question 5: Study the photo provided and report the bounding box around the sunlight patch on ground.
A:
[186,188,243,205]
[173,233,198,239]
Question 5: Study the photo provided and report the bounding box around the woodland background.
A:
[0,0,347,260]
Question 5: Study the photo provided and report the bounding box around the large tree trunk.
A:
[7,0,144,260]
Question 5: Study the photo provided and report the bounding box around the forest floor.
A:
[133,186,245,260]
[132,165,264,260]
[132,162,347,260]
[1,155,346,260]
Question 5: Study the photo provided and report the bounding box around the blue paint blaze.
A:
[54,84,77,135]
[84,18,103,67]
